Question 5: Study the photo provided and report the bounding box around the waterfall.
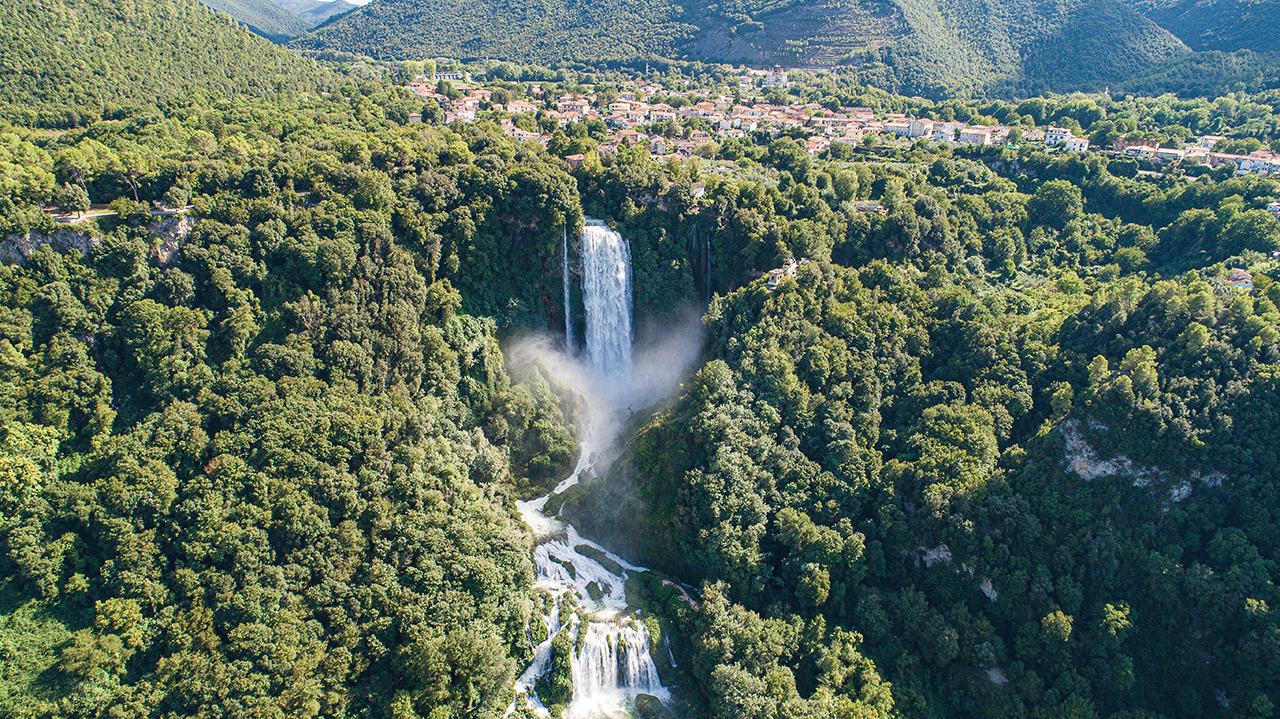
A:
[580,220,632,380]
[506,219,670,719]
[567,623,664,719]
[563,225,576,355]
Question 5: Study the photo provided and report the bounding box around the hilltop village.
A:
[404,66,1280,179]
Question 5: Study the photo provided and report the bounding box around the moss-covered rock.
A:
[634,694,675,719]
[574,544,625,575]
[536,627,575,707]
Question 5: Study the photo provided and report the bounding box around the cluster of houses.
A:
[401,74,1280,177]
[545,90,1050,157]
[1114,135,1280,176]
[405,77,1028,159]
[880,119,1093,152]
[405,80,541,124]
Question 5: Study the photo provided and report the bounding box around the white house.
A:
[1064,136,1091,153]
[885,120,912,137]
[933,122,964,143]
[648,103,677,122]
[1239,152,1280,176]
[1045,126,1073,146]
[1198,135,1227,150]
[805,136,831,155]
[510,128,543,144]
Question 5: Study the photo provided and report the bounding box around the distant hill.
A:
[0,0,335,125]
[295,0,696,67]
[284,0,360,26]
[197,0,359,39]
[294,0,1190,96]
[1126,0,1280,53]
[200,0,310,39]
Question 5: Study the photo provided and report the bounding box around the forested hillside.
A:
[284,0,361,27]
[554,136,1280,717]
[198,0,311,40]
[0,89,582,717]
[198,0,360,40]
[292,0,695,69]
[0,0,335,126]
[295,0,1190,96]
[608,257,1280,717]
[1126,0,1280,53]
[1115,48,1280,96]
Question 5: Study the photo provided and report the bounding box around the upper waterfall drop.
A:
[580,219,633,381]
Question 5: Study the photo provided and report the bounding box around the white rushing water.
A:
[507,218,670,719]
[581,220,633,381]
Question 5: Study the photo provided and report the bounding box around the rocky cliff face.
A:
[150,215,195,264]
[0,227,97,264]
[1,214,195,265]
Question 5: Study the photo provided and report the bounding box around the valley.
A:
[1,2,1280,719]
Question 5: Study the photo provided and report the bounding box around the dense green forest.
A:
[558,136,1280,718]
[1115,49,1280,98]
[5,77,1269,711]
[0,88,590,718]
[606,256,1280,718]
[0,0,336,127]
[5,76,1277,715]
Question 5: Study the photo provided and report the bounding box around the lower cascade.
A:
[508,219,670,718]
[572,623,665,715]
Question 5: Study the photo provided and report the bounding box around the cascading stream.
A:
[508,218,670,719]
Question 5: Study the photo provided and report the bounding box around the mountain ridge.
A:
[293,0,1192,96]
[1125,0,1280,53]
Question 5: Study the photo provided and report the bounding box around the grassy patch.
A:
[0,579,81,718]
